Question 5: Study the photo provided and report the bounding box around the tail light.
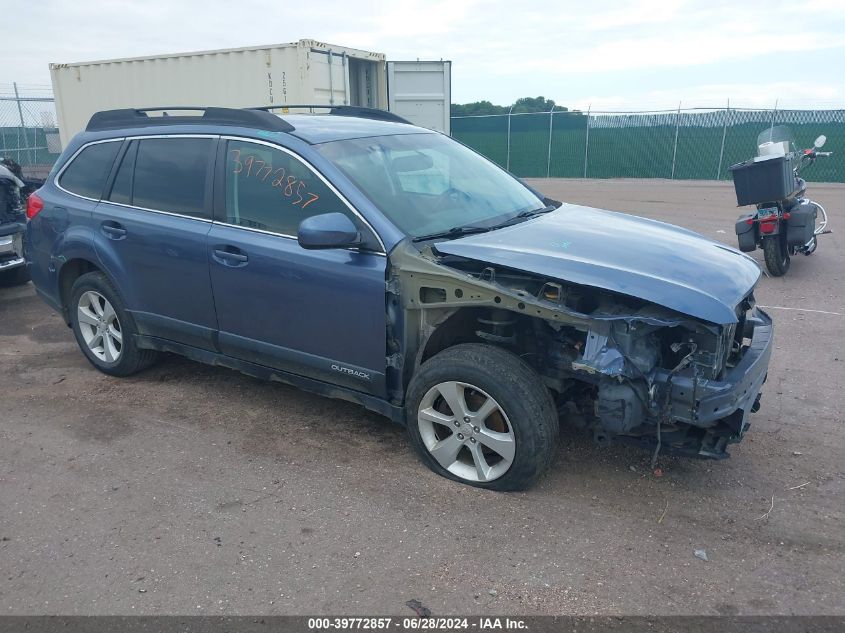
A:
[26,192,44,220]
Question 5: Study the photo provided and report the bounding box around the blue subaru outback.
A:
[25,106,773,490]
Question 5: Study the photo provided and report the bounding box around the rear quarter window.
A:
[58,141,121,199]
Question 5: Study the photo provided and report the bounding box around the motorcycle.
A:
[731,126,832,276]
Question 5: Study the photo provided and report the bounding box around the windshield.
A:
[757,125,796,148]
[315,133,544,239]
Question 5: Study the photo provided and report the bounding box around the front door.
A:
[207,138,388,396]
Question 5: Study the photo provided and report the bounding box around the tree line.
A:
[450,96,583,117]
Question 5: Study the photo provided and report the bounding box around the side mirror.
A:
[814,135,827,149]
[297,213,362,250]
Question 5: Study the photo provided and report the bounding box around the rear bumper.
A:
[651,307,773,457]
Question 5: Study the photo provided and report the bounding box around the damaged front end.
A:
[388,241,773,461]
[566,296,772,460]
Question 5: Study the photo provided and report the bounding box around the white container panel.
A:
[387,61,451,134]
[50,40,388,146]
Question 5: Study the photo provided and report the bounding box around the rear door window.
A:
[130,138,214,218]
[59,141,121,199]
[108,141,137,205]
[223,140,355,236]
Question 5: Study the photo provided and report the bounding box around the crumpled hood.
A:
[434,203,761,324]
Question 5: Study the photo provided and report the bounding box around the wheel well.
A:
[420,309,484,364]
[420,307,551,366]
[58,258,101,321]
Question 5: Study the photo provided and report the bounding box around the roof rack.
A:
[250,104,412,125]
[86,107,295,133]
[85,104,412,135]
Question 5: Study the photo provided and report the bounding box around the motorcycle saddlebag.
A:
[786,200,817,248]
[735,213,758,252]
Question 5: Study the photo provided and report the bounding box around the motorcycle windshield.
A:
[757,125,796,148]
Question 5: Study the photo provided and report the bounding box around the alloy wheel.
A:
[77,291,123,363]
[417,381,516,482]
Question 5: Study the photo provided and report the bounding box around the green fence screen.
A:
[451,108,845,182]
[0,126,61,169]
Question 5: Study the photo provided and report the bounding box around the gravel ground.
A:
[0,179,842,616]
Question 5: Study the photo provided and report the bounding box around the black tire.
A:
[68,271,158,376]
[405,343,559,491]
[0,265,30,287]
[763,233,790,276]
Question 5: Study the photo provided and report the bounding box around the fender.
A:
[757,216,782,236]
[41,224,97,307]
[90,227,142,311]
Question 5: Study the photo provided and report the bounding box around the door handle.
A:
[101,221,127,239]
[212,246,249,266]
[215,249,247,262]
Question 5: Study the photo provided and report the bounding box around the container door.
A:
[308,49,350,105]
[386,61,451,134]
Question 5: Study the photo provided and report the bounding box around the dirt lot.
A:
[1,179,843,616]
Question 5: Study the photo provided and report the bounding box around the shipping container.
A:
[50,39,451,146]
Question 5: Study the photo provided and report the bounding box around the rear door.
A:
[387,61,451,134]
[93,135,218,349]
[207,137,388,396]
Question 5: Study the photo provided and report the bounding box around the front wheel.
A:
[763,233,790,276]
[405,343,559,491]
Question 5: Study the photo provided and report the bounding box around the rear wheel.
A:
[405,343,559,491]
[69,272,158,376]
[763,232,790,276]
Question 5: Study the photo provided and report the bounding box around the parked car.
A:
[0,158,30,286]
[25,106,773,490]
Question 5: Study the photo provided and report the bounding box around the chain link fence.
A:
[452,107,845,182]
[3,85,843,184]
[0,84,60,179]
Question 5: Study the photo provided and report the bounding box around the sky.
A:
[3,0,845,111]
